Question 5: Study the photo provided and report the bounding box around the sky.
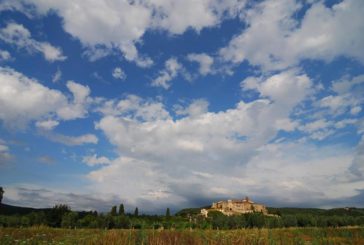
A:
[0,0,363,214]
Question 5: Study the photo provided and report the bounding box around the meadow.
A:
[1,226,364,245]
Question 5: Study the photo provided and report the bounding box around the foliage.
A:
[110,206,117,216]
[1,227,364,244]
[118,203,124,216]
[134,207,139,217]
[1,203,364,230]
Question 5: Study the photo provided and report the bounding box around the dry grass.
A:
[1,226,364,244]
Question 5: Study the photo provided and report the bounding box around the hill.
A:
[0,203,50,215]
[268,207,364,217]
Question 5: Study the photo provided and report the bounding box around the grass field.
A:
[1,226,364,244]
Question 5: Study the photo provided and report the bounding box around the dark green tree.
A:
[118,203,125,216]
[134,207,139,217]
[0,187,4,204]
[166,208,170,218]
[47,204,71,227]
[110,206,117,216]
[61,211,78,228]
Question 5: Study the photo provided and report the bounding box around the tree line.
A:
[1,204,364,229]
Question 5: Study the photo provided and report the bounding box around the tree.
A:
[118,204,125,216]
[166,208,170,219]
[61,212,79,228]
[110,206,117,216]
[134,207,139,217]
[0,187,4,204]
[47,204,71,227]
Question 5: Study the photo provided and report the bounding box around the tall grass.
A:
[1,226,364,244]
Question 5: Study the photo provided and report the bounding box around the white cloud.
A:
[4,0,246,66]
[0,49,11,61]
[349,135,364,178]
[175,99,209,118]
[239,142,364,204]
[82,154,111,166]
[318,74,364,117]
[220,0,364,71]
[0,22,66,62]
[335,119,358,129]
[52,68,62,83]
[91,70,316,207]
[0,138,12,164]
[241,69,312,108]
[112,67,126,80]
[57,81,91,120]
[151,58,182,89]
[82,46,110,62]
[35,119,59,130]
[187,53,214,75]
[0,67,92,128]
[351,106,361,115]
[302,119,331,133]
[0,67,66,128]
[44,132,98,146]
[97,94,170,122]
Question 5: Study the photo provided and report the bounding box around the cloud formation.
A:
[220,0,364,70]
[1,0,246,66]
[0,22,66,62]
[0,67,92,128]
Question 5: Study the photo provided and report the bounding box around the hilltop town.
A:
[201,196,268,217]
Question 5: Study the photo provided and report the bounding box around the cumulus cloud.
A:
[174,99,209,118]
[0,67,66,128]
[318,74,364,117]
[97,94,170,122]
[82,154,111,166]
[90,70,317,209]
[241,69,312,108]
[35,119,59,130]
[1,0,246,66]
[0,22,66,62]
[187,53,214,75]
[112,67,126,80]
[0,49,11,61]
[57,81,91,120]
[220,0,364,71]
[151,58,182,89]
[0,67,92,128]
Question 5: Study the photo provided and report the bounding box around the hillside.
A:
[0,203,50,215]
[268,207,364,217]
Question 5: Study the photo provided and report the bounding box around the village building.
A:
[201,196,268,217]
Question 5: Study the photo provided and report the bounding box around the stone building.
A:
[201,196,268,217]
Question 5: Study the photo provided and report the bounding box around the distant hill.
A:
[175,206,210,217]
[0,203,50,215]
[268,207,364,217]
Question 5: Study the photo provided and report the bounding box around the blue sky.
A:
[0,0,363,213]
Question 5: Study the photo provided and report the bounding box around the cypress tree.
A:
[119,203,125,215]
[134,207,139,217]
[110,206,117,216]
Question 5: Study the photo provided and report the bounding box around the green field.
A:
[1,227,364,244]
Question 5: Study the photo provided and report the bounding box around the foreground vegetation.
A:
[1,226,364,244]
[2,203,364,230]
